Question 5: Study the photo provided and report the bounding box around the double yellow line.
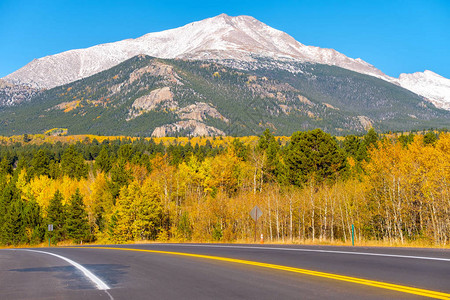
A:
[77,246,450,299]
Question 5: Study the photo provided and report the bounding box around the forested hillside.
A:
[0,129,448,246]
[1,55,449,137]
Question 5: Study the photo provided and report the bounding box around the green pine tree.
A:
[5,197,26,245]
[343,135,367,161]
[95,146,112,173]
[61,146,88,180]
[66,189,91,243]
[257,128,273,150]
[285,129,347,185]
[0,181,21,245]
[423,131,437,145]
[0,156,12,175]
[23,199,45,245]
[364,128,379,149]
[30,149,51,178]
[109,160,131,198]
[47,190,66,244]
[232,138,249,161]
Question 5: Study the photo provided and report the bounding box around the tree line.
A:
[0,129,448,246]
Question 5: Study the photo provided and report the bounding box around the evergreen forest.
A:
[0,129,449,247]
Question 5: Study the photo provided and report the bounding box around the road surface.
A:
[1,244,449,299]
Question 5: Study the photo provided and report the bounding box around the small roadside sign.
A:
[250,206,263,221]
[250,206,263,243]
[48,224,53,231]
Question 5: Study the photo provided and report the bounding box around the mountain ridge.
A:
[1,55,448,137]
[1,14,400,90]
[0,14,450,131]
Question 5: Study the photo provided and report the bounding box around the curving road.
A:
[1,244,449,299]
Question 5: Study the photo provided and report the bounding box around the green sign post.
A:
[351,224,355,246]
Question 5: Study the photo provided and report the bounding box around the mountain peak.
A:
[211,13,257,22]
[214,13,233,20]
[398,70,450,110]
[0,14,409,91]
[399,70,447,82]
[423,70,447,79]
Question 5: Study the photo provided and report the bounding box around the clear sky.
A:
[1,0,449,78]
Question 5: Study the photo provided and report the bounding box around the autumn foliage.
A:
[0,129,449,246]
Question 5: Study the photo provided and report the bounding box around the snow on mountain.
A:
[0,79,39,106]
[2,13,449,111]
[3,14,386,89]
[397,70,450,110]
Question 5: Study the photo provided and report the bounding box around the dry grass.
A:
[1,238,448,250]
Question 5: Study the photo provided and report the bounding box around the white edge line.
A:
[149,244,450,262]
[19,249,110,290]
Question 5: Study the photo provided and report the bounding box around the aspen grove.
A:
[0,129,449,246]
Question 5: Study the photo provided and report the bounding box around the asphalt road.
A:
[1,244,449,299]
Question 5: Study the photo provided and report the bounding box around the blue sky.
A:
[1,0,449,78]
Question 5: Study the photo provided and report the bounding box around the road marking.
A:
[77,247,450,299]
[151,243,450,262]
[19,249,110,290]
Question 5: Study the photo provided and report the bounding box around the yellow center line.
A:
[70,246,450,299]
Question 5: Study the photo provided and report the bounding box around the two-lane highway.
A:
[1,244,449,299]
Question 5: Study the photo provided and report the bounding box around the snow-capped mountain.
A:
[397,71,450,110]
[3,14,387,89]
[2,13,449,110]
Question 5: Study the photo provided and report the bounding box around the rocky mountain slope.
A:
[0,79,40,106]
[1,55,448,137]
[4,13,448,111]
[3,14,387,90]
